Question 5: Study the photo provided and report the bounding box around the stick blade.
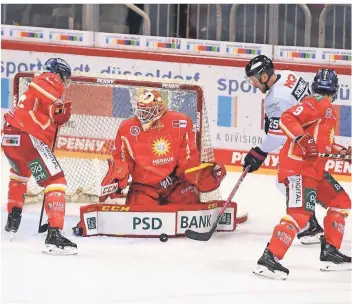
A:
[38,223,49,233]
[185,229,212,241]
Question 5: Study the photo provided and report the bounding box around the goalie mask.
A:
[135,89,167,131]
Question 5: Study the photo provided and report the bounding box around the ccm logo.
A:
[208,203,218,209]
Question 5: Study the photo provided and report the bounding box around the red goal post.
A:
[13,72,220,204]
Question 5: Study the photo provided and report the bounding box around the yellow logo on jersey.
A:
[329,128,335,144]
[152,138,170,156]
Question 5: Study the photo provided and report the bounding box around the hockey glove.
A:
[264,114,270,134]
[295,133,318,162]
[339,146,352,163]
[100,158,129,202]
[243,147,268,173]
[183,162,226,193]
[51,101,72,126]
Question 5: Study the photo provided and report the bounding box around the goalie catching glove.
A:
[182,162,226,193]
[100,158,129,202]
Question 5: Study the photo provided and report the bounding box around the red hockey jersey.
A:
[112,111,200,185]
[278,94,342,181]
[5,73,64,146]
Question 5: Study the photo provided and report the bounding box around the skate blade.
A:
[9,231,15,242]
[320,261,351,272]
[9,232,15,242]
[253,265,288,280]
[299,233,323,245]
[42,244,78,256]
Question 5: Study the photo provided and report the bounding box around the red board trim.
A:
[2,40,351,75]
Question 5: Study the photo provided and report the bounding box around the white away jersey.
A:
[259,70,310,153]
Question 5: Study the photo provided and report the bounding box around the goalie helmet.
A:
[135,89,167,130]
[311,68,339,102]
[43,58,72,87]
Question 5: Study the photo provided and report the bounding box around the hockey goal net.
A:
[13,72,221,204]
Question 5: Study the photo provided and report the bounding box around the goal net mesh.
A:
[15,73,221,204]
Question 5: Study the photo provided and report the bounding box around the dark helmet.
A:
[245,55,275,92]
[245,55,274,79]
[311,68,339,101]
[43,58,71,82]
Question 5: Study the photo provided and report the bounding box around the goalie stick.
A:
[185,165,250,241]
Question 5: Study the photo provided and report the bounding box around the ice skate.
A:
[43,227,78,255]
[5,207,22,240]
[297,214,324,245]
[253,245,289,280]
[320,235,351,271]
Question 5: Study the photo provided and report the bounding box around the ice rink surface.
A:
[1,154,351,304]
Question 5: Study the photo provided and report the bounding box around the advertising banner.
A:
[1,43,351,180]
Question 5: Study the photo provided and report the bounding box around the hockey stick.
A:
[38,128,59,233]
[318,153,351,160]
[185,165,251,241]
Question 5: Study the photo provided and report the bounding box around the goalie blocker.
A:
[73,201,248,237]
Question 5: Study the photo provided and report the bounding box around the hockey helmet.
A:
[135,89,167,129]
[245,55,274,92]
[43,58,72,86]
[311,68,339,101]
[245,55,274,78]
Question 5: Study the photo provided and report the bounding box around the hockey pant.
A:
[268,172,350,259]
[2,125,67,229]
[126,179,200,206]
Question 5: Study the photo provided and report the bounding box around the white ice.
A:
[1,154,351,304]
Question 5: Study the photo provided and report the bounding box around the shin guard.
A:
[324,208,349,249]
[7,174,29,213]
[44,179,67,230]
[268,218,299,260]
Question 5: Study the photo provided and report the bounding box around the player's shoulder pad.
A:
[118,116,140,133]
[31,73,64,99]
[272,70,308,102]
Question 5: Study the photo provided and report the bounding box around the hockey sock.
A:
[267,219,298,260]
[7,178,28,213]
[44,181,67,230]
[324,208,349,249]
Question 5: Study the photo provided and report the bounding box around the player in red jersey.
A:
[253,69,351,279]
[100,89,226,206]
[2,58,77,255]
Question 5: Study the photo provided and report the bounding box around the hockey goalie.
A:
[74,89,239,237]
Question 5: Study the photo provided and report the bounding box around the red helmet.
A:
[136,89,166,128]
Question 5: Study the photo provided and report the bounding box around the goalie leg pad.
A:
[44,177,67,230]
[125,183,159,205]
[164,180,199,204]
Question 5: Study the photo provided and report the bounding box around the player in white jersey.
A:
[242,55,323,244]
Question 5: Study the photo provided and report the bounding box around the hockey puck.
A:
[159,233,168,242]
